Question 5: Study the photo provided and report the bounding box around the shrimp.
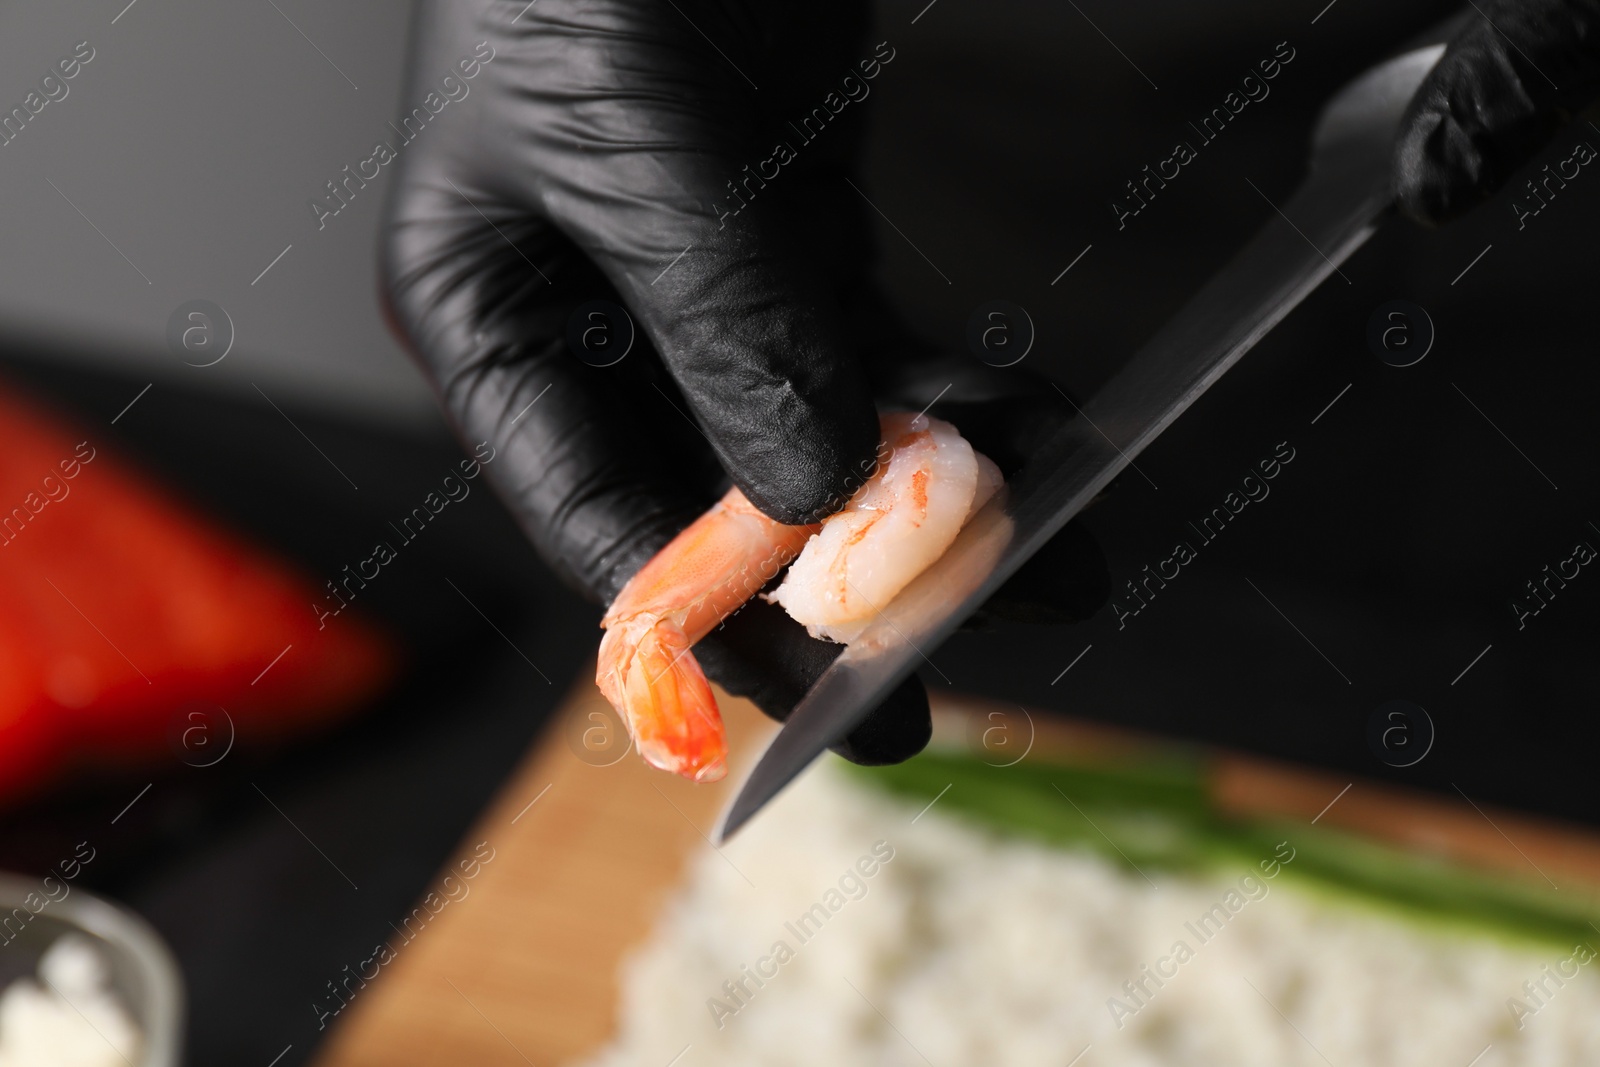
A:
[597,410,1001,781]
[596,489,817,782]
[768,411,1001,644]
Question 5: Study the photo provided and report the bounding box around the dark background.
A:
[5,0,1600,1063]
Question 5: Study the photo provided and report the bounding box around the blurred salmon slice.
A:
[0,382,395,806]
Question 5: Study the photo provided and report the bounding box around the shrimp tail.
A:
[596,614,728,783]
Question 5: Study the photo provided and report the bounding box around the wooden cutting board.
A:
[312,677,778,1067]
[314,679,1600,1067]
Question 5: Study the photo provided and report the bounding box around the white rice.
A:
[584,761,1600,1067]
[0,934,142,1067]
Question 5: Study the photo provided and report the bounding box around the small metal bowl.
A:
[0,873,183,1066]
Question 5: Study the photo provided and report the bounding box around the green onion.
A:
[850,750,1600,951]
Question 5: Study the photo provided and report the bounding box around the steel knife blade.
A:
[717,38,1449,842]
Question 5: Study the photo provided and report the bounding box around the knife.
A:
[717,26,1457,842]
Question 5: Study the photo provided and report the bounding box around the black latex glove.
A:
[381,0,1107,766]
[1395,0,1600,224]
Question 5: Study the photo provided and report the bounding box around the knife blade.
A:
[717,38,1450,842]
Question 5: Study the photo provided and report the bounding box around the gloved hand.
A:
[381,0,1107,765]
[1394,0,1600,224]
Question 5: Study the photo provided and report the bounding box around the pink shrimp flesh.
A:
[597,412,1002,782]
[767,412,1001,644]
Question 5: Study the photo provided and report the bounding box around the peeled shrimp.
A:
[596,490,817,782]
[596,411,999,781]
[768,411,1001,644]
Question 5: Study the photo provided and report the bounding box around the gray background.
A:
[0,0,436,428]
